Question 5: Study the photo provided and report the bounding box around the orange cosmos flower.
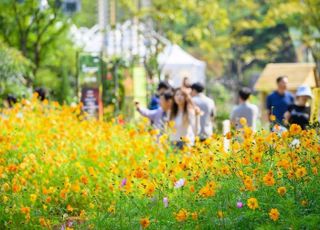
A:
[269,208,280,221]
[263,173,275,186]
[289,124,302,135]
[21,206,30,214]
[199,182,216,197]
[191,212,198,220]
[269,114,276,122]
[80,175,88,185]
[225,132,232,140]
[140,217,150,229]
[66,204,73,212]
[175,209,188,222]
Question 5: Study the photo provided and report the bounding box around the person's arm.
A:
[283,105,293,126]
[187,107,200,135]
[211,99,216,120]
[135,102,157,120]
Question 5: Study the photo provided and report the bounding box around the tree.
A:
[0,41,32,100]
[0,0,77,102]
[0,0,71,80]
[264,0,320,76]
[73,0,98,28]
[118,0,229,79]
[220,0,297,88]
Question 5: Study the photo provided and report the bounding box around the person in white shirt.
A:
[169,88,199,149]
[191,82,216,141]
[230,87,259,131]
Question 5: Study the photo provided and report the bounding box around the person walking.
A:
[284,85,312,130]
[266,76,294,127]
[230,87,259,131]
[191,82,216,141]
[135,90,173,131]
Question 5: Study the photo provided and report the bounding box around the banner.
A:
[80,87,102,119]
[78,53,103,120]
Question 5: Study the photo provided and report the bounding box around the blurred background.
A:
[0,0,319,130]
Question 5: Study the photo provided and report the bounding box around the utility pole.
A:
[98,0,108,52]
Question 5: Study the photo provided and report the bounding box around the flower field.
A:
[0,99,320,229]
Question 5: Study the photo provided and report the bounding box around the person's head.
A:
[174,88,188,106]
[238,87,252,102]
[191,82,204,97]
[295,85,312,105]
[34,87,46,101]
[276,76,288,93]
[159,90,174,111]
[171,88,189,119]
[157,81,170,95]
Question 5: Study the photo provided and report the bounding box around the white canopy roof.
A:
[158,45,206,88]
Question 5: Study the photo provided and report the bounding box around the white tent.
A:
[158,45,206,88]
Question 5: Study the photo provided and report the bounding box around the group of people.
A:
[227,75,312,132]
[136,75,313,148]
[135,78,215,148]
[266,76,313,130]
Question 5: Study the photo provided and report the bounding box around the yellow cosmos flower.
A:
[295,167,307,178]
[277,187,286,196]
[108,204,115,214]
[30,194,37,203]
[247,198,258,210]
[239,117,247,126]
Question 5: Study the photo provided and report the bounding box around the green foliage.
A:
[264,0,320,74]
[0,41,32,102]
[73,0,97,28]
[0,0,76,102]
[206,83,232,131]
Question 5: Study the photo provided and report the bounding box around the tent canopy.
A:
[158,45,206,88]
[255,63,318,92]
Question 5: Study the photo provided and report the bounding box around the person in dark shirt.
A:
[284,85,313,130]
[266,76,294,126]
[149,81,171,110]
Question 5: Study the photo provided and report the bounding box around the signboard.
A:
[81,87,102,119]
[78,53,103,120]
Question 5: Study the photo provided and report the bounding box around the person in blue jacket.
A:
[266,76,294,127]
[149,81,171,110]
